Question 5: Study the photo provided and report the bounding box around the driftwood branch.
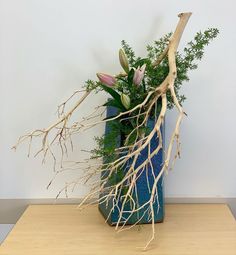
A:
[13,12,192,250]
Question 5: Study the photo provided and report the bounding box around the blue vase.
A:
[99,106,164,225]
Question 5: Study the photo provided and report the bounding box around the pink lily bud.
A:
[133,64,146,86]
[96,73,116,87]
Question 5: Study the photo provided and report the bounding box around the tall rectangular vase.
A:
[99,106,164,225]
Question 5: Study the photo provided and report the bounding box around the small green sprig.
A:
[121,40,136,66]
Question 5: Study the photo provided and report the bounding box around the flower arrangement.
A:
[14,13,218,249]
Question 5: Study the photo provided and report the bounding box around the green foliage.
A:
[91,122,119,160]
[146,28,219,108]
[147,32,172,60]
[88,28,219,175]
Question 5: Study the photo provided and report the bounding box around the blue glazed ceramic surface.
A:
[99,106,164,225]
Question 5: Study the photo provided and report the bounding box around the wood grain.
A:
[0,204,236,255]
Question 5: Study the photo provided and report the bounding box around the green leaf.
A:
[134,58,149,68]
[100,84,124,109]
[103,99,126,111]
[127,68,135,85]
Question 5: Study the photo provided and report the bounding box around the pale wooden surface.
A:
[0,204,236,255]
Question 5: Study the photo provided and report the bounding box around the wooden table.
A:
[0,204,236,255]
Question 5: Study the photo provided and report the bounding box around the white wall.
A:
[0,225,14,243]
[0,0,235,199]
